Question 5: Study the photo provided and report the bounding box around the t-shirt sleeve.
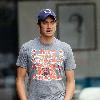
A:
[16,45,28,69]
[64,44,76,70]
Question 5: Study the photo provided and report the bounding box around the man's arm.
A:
[64,70,75,100]
[16,67,27,100]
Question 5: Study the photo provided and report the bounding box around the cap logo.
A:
[44,9,52,14]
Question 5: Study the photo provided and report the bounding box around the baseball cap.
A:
[38,9,56,21]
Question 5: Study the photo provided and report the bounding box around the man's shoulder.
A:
[21,38,37,48]
[55,38,71,48]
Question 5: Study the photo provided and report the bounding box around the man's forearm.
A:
[64,80,75,100]
[16,78,27,100]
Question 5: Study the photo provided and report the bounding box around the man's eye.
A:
[43,21,47,24]
[51,21,56,24]
[51,21,55,24]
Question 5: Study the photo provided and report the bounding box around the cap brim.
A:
[41,13,56,21]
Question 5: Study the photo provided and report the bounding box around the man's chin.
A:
[44,33,54,37]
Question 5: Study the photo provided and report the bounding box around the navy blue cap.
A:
[38,9,56,21]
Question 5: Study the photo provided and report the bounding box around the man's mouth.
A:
[46,30,52,32]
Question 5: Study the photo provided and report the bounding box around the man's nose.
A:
[47,23,51,28]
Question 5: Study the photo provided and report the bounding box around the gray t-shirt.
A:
[16,37,76,100]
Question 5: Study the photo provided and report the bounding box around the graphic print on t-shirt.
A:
[31,49,64,80]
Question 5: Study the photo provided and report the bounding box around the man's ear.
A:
[37,22,39,26]
[37,23,40,28]
[56,21,58,27]
[37,21,42,27]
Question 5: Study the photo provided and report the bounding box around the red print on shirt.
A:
[31,49,64,80]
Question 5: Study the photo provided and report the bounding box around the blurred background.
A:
[0,0,100,100]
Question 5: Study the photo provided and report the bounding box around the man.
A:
[16,9,76,100]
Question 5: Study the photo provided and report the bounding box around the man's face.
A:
[39,16,57,37]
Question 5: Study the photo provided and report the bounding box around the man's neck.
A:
[39,35,55,45]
